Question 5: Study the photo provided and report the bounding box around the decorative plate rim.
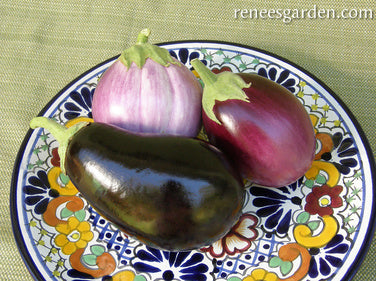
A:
[10,40,376,281]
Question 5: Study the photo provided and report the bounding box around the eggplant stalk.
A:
[136,28,151,44]
[119,28,180,69]
[190,58,251,124]
[30,117,89,174]
[29,116,245,251]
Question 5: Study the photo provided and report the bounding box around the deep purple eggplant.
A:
[29,117,244,251]
[190,59,316,188]
[92,29,202,137]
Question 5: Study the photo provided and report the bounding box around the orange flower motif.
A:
[54,217,93,255]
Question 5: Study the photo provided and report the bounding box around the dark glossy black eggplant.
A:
[30,117,245,251]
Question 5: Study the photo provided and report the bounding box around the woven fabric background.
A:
[1,0,375,280]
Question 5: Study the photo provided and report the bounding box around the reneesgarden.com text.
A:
[234,5,374,23]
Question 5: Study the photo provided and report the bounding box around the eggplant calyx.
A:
[119,28,180,69]
[190,59,251,125]
[30,117,89,174]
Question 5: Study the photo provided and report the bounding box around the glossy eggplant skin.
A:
[202,73,316,187]
[65,122,244,251]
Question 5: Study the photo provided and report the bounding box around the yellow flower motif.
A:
[322,104,330,112]
[299,81,306,87]
[312,93,320,100]
[243,268,279,281]
[111,270,136,281]
[54,217,93,255]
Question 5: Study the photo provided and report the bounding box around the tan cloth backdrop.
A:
[1,1,375,280]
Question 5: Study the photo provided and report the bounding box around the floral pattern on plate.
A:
[11,42,375,281]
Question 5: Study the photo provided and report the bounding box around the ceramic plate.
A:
[11,42,376,281]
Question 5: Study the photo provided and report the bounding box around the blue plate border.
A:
[10,40,376,281]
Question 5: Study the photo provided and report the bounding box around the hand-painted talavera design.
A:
[12,42,375,281]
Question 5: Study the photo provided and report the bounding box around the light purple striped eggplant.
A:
[92,29,202,137]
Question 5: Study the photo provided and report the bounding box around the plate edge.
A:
[10,40,376,281]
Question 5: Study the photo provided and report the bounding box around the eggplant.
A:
[190,59,316,188]
[92,29,203,137]
[30,117,244,251]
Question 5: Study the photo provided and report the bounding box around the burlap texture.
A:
[1,1,375,280]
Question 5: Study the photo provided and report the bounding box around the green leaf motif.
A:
[205,55,213,61]
[308,221,320,231]
[345,180,353,188]
[91,245,105,256]
[41,144,49,151]
[60,208,73,219]
[343,216,351,223]
[74,209,86,222]
[305,179,314,188]
[40,133,49,141]
[83,254,97,266]
[352,188,361,196]
[281,261,293,275]
[316,174,327,184]
[269,256,282,267]
[297,212,310,224]
[270,257,293,275]
[350,206,360,213]
[59,173,70,185]
[348,226,357,234]
[223,57,231,63]
[227,278,242,281]
[134,276,147,281]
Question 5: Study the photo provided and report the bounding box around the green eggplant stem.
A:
[190,58,251,125]
[30,117,89,174]
[136,28,151,44]
[190,59,217,85]
[119,28,180,69]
